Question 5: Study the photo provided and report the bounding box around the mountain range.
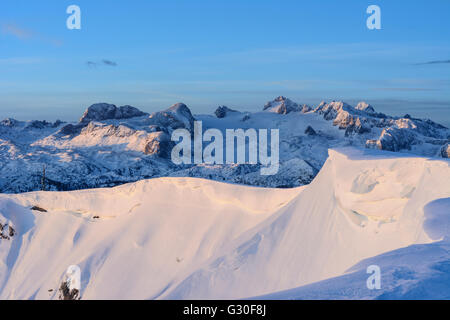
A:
[0,96,449,193]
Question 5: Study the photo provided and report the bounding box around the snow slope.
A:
[0,148,449,299]
[0,178,300,299]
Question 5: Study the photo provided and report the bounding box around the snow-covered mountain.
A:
[0,147,448,299]
[0,97,449,193]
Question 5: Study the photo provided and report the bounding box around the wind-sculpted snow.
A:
[0,97,448,193]
[0,148,448,299]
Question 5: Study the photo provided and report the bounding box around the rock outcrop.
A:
[441,143,450,158]
[263,96,302,114]
[215,106,238,118]
[148,103,195,132]
[80,103,147,123]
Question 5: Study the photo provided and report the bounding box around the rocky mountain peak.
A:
[79,103,147,123]
[148,102,195,132]
[263,96,302,114]
[355,102,375,113]
[215,106,238,118]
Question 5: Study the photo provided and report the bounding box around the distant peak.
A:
[356,102,375,113]
[263,96,302,114]
[215,106,238,118]
[275,96,288,101]
[79,103,147,123]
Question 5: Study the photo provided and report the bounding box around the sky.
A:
[1,0,450,126]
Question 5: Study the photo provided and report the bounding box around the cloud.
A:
[86,60,118,68]
[415,60,450,65]
[102,59,117,66]
[0,57,42,65]
[372,87,439,92]
[1,24,33,40]
[1,23,62,46]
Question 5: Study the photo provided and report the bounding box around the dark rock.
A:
[31,206,47,212]
[0,222,15,240]
[148,103,195,132]
[241,114,251,122]
[58,123,87,136]
[304,126,317,136]
[25,120,51,129]
[80,103,147,123]
[144,131,173,158]
[441,143,450,158]
[58,281,80,300]
[215,106,238,118]
[1,118,19,127]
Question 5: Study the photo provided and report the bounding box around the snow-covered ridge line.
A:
[0,97,449,193]
[0,147,448,299]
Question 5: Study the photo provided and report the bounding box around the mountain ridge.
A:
[0,97,448,193]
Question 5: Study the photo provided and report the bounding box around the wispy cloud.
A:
[1,23,62,46]
[86,60,119,68]
[1,24,33,40]
[0,57,42,65]
[102,59,117,66]
[372,87,439,92]
[415,59,450,65]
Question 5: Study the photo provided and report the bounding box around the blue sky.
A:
[1,0,450,126]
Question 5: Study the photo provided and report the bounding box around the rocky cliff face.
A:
[80,103,148,123]
[263,96,311,114]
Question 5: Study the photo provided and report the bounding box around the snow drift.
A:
[0,147,449,299]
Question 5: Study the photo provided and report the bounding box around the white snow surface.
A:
[0,147,449,299]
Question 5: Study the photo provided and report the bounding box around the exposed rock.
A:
[345,118,371,136]
[58,280,80,300]
[31,206,47,212]
[26,120,51,130]
[80,103,147,123]
[148,103,195,132]
[365,139,380,150]
[304,126,317,136]
[144,131,173,158]
[215,106,238,118]
[1,118,19,127]
[441,143,450,158]
[0,221,15,240]
[148,125,165,133]
[0,98,448,194]
[58,123,86,136]
[241,113,251,122]
[373,128,417,152]
[301,104,312,113]
[356,102,375,114]
[263,96,302,114]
